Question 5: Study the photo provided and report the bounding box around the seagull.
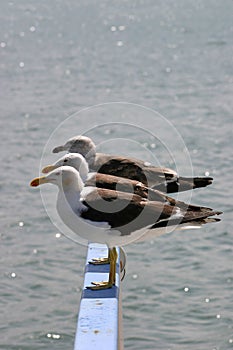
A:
[52,135,213,193]
[41,153,183,201]
[30,166,221,290]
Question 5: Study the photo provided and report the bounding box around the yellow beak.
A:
[30,176,48,187]
[41,165,57,174]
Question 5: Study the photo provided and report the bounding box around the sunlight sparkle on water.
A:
[184,287,189,292]
[165,67,172,73]
[19,221,24,227]
[55,233,61,238]
[29,26,36,32]
[0,42,6,48]
[19,62,25,68]
[116,41,124,47]
[47,333,61,339]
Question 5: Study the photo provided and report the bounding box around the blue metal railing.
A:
[74,243,124,350]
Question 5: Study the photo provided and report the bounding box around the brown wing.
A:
[90,153,213,193]
[91,153,178,187]
[85,172,150,198]
[85,172,177,202]
[80,187,221,235]
[80,188,173,235]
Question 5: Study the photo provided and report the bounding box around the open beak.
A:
[30,176,49,187]
[52,145,66,153]
[42,165,58,173]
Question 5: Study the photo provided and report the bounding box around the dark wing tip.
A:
[193,176,214,188]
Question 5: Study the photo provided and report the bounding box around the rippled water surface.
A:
[1,0,233,349]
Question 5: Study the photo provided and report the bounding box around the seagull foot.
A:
[89,257,109,265]
[86,281,113,290]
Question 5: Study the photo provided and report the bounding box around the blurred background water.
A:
[1,0,233,349]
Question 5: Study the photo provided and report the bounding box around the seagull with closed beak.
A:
[41,153,183,201]
[52,135,213,193]
[30,166,221,290]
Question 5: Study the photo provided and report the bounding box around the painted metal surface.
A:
[74,243,123,350]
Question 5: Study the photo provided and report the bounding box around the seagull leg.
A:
[90,247,126,275]
[87,247,118,290]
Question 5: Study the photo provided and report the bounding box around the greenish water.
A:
[1,1,232,349]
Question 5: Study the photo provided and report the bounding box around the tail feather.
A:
[185,176,213,189]
[150,210,222,229]
[153,176,213,193]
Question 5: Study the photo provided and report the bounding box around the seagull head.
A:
[41,153,89,181]
[52,135,96,162]
[30,166,84,192]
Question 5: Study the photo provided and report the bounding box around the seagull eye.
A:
[64,159,68,163]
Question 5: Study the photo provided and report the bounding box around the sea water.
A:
[1,1,232,349]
